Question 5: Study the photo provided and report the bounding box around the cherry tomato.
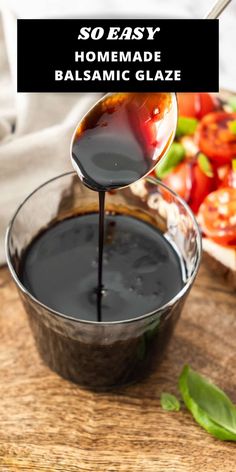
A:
[177,93,219,119]
[197,112,236,165]
[220,163,236,189]
[189,162,215,213]
[163,160,215,213]
[162,161,192,201]
[198,188,236,246]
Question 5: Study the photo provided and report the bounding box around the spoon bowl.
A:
[71,92,178,192]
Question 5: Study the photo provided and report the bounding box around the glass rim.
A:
[5,171,202,326]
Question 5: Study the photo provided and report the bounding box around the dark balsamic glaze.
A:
[97,191,105,322]
[20,213,183,322]
[70,92,177,321]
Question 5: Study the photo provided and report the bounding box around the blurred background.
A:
[0,0,236,263]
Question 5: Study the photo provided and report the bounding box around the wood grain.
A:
[0,262,236,471]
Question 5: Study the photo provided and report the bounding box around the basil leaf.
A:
[229,96,236,112]
[179,367,236,441]
[198,153,214,178]
[155,142,186,179]
[184,366,236,433]
[176,117,198,137]
[179,366,236,441]
[228,120,236,135]
[161,393,180,412]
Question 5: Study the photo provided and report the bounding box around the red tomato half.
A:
[197,112,236,165]
[177,93,219,119]
[198,188,236,246]
[162,161,192,201]
[189,163,216,213]
[163,160,215,213]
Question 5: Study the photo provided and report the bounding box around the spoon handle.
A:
[204,0,232,19]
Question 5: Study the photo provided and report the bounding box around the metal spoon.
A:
[205,0,232,19]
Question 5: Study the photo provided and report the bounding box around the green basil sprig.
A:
[160,393,180,412]
[179,365,236,441]
[197,153,214,178]
[176,117,199,137]
[228,120,236,135]
[155,142,186,179]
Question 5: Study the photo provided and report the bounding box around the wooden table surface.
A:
[0,261,236,472]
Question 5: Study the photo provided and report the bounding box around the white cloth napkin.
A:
[0,10,100,264]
